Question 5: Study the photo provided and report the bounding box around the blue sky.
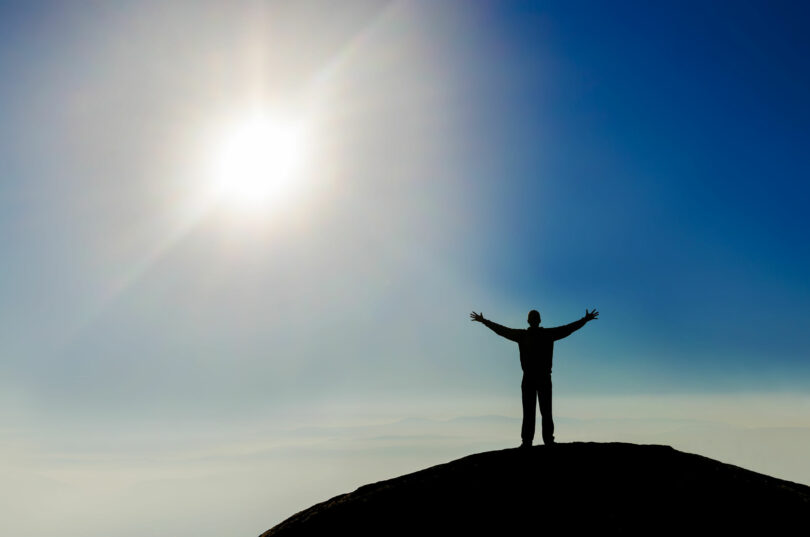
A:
[455,0,810,389]
[1,1,809,535]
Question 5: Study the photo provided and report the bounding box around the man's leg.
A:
[520,378,536,446]
[539,375,555,445]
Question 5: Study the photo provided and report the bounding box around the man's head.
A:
[527,309,541,327]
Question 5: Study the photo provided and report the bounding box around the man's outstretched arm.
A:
[470,311,521,342]
[547,308,599,341]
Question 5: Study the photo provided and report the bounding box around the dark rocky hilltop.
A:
[260,442,809,536]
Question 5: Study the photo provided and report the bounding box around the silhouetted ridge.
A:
[259,442,810,536]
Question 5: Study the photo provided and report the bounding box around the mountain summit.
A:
[260,442,809,536]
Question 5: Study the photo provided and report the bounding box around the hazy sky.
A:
[1,1,809,536]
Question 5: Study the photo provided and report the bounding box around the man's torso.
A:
[517,327,555,378]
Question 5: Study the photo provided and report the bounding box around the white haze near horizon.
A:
[2,393,810,537]
[1,2,809,537]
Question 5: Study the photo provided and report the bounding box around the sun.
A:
[210,111,309,213]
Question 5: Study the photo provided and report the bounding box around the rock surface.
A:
[260,442,810,536]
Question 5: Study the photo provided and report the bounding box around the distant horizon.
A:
[5,392,810,535]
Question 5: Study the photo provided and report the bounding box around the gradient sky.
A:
[1,1,809,535]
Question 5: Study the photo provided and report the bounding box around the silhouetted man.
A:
[470,308,598,447]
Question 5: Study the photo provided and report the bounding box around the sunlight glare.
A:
[212,112,309,213]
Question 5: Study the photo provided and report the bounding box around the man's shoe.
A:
[519,442,532,449]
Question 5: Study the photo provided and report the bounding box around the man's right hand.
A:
[584,308,599,322]
[470,311,485,323]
